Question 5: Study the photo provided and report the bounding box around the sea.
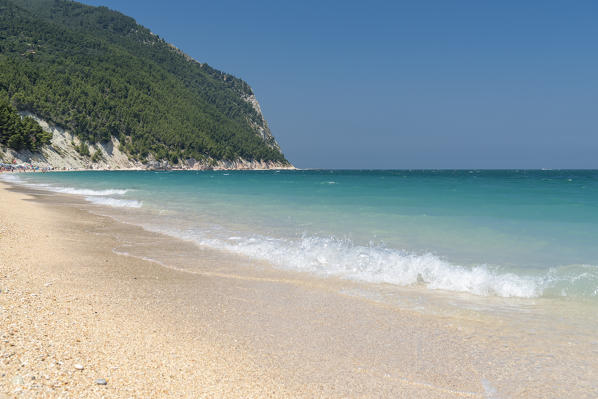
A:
[5,168,598,397]
[3,169,598,306]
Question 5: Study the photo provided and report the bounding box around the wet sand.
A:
[1,181,597,398]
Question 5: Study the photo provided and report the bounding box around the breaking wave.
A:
[85,196,142,208]
[137,225,597,299]
[1,174,137,207]
[52,187,128,196]
[1,174,128,196]
[0,174,25,183]
[4,172,598,299]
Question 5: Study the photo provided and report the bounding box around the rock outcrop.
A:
[0,113,293,171]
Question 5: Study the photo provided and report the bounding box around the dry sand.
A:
[1,181,597,398]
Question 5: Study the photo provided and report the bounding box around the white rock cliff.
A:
[0,112,293,171]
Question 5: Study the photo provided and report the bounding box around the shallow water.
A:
[5,169,598,398]
[3,169,598,302]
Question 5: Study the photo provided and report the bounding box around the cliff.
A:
[0,0,292,169]
[0,113,293,171]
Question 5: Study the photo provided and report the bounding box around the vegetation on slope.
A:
[0,0,287,164]
[0,96,51,151]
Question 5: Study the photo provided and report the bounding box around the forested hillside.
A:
[0,96,52,150]
[0,0,288,165]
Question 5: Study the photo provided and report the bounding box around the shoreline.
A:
[0,161,297,173]
[0,182,306,397]
[1,181,597,397]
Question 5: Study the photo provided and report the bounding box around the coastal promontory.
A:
[0,0,291,170]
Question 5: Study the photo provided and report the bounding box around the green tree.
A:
[0,0,288,164]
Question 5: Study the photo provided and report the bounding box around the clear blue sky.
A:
[80,0,597,169]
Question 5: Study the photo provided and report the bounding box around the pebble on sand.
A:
[74,364,84,370]
[12,375,24,385]
[95,378,107,385]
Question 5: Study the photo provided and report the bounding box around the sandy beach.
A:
[1,180,597,398]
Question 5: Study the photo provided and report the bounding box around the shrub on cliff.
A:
[0,98,52,151]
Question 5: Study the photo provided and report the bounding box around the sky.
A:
[79,0,598,169]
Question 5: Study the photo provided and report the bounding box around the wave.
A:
[4,173,596,299]
[1,174,138,207]
[0,174,128,196]
[85,196,142,208]
[205,235,543,298]
[0,174,25,183]
[53,187,129,196]
[138,225,584,298]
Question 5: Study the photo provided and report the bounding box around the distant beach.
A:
[1,173,598,397]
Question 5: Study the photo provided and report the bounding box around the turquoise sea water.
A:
[4,170,598,301]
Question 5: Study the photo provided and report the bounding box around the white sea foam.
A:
[139,225,549,298]
[0,175,128,196]
[85,196,142,208]
[0,174,24,183]
[216,235,542,298]
[1,174,138,207]
[53,187,128,196]
[3,173,595,299]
